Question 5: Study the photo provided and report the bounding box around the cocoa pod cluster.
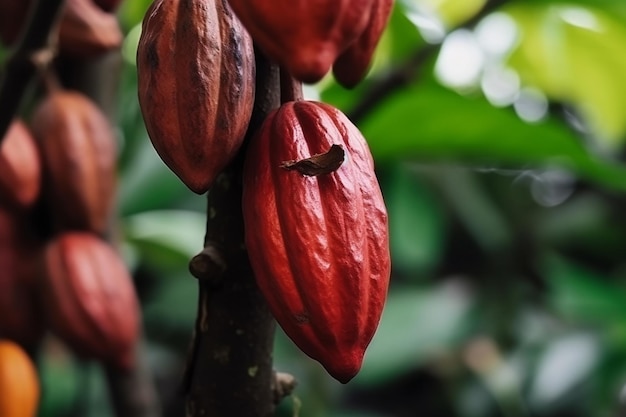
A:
[0,2,140,408]
[0,88,140,372]
[137,0,393,382]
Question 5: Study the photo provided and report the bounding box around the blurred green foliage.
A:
[2,0,624,415]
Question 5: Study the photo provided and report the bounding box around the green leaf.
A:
[38,352,80,417]
[359,82,626,192]
[124,210,206,269]
[506,4,626,146]
[544,255,626,326]
[401,0,487,29]
[384,163,446,276]
[529,333,601,410]
[117,138,194,216]
[354,281,474,386]
[143,271,198,334]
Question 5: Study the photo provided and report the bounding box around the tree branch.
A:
[348,0,509,124]
[184,50,282,417]
[0,0,66,142]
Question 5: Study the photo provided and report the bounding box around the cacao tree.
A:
[3,0,626,416]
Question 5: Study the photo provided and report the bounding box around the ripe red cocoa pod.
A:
[0,209,45,348]
[228,0,375,83]
[243,101,391,383]
[30,90,117,235]
[0,120,41,209]
[41,232,140,369]
[137,0,255,193]
[58,0,123,56]
[0,0,30,46]
[333,0,394,88]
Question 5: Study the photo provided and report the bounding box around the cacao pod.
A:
[59,0,123,56]
[31,90,117,235]
[228,0,376,83]
[242,101,390,383]
[0,340,39,417]
[0,209,44,348]
[0,0,30,46]
[0,120,41,209]
[333,0,394,88]
[137,0,255,193]
[41,232,140,370]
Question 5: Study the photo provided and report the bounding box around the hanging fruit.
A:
[242,99,391,383]
[137,0,256,193]
[0,340,40,417]
[0,120,41,209]
[227,0,376,83]
[332,0,394,88]
[41,232,140,370]
[31,89,117,235]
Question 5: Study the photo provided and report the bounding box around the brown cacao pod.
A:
[31,90,117,235]
[0,340,39,417]
[228,0,376,83]
[333,0,394,88]
[0,120,41,209]
[0,0,30,46]
[0,209,44,348]
[242,101,390,383]
[59,0,123,56]
[137,0,255,193]
[41,232,140,370]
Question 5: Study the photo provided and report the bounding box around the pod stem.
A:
[279,67,304,103]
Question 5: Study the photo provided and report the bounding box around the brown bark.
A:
[184,50,282,417]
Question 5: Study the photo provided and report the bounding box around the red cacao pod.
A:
[31,90,117,235]
[41,232,140,369]
[0,209,44,348]
[0,340,40,417]
[243,101,390,383]
[59,0,123,56]
[0,0,30,46]
[0,120,41,209]
[137,0,255,193]
[228,0,376,83]
[333,0,394,88]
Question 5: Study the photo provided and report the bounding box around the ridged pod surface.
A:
[0,120,41,209]
[227,0,375,83]
[243,101,390,383]
[0,340,39,417]
[42,233,140,370]
[31,90,117,234]
[137,0,255,193]
[333,0,394,88]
